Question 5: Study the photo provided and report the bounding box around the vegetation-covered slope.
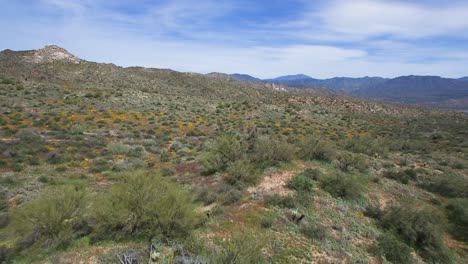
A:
[0,47,467,263]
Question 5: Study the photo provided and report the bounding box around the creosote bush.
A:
[201,134,247,175]
[343,135,389,157]
[376,232,414,264]
[287,174,314,193]
[299,136,335,162]
[445,198,468,242]
[10,185,86,250]
[335,152,368,173]
[418,172,467,198]
[209,231,267,264]
[225,159,259,187]
[90,170,200,240]
[383,168,417,184]
[381,203,454,263]
[320,172,367,200]
[253,136,295,166]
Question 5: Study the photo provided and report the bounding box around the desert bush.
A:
[209,231,267,264]
[320,172,367,200]
[335,152,368,173]
[217,184,242,205]
[343,135,388,157]
[201,134,247,174]
[106,142,132,155]
[383,168,417,184]
[300,222,327,241]
[300,168,322,181]
[376,232,414,264]
[195,186,218,205]
[260,211,277,229]
[0,192,7,212]
[15,129,42,144]
[90,158,111,173]
[225,159,259,187]
[10,185,87,250]
[253,136,295,166]
[364,205,383,220]
[446,198,468,241]
[299,136,335,162]
[90,170,200,240]
[287,174,314,193]
[69,123,87,135]
[418,173,467,198]
[381,203,454,263]
[200,152,224,175]
[265,194,296,209]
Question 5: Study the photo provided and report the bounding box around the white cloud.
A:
[315,0,468,39]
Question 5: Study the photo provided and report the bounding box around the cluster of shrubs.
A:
[2,171,201,258]
[341,135,388,157]
[201,133,338,185]
[418,172,467,198]
[368,202,456,263]
[383,168,417,184]
[335,152,368,173]
[201,133,296,188]
[320,172,367,200]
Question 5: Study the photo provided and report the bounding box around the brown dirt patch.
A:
[247,171,295,198]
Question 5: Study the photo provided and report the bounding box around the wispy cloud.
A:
[315,0,468,39]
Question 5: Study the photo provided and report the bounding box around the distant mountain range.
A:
[353,76,468,109]
[229,73,468,110]
[1,45,466,111]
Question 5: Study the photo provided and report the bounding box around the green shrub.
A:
[446,198,468,242]
[106,142,132,155]
[300,222,327,241]
[10,185,86,250]
[217,184,242,205]
[320,172,367,200]
[364,205,383,220]
[15,129,42,144]
[300,168,322,181]
[265,195,296,209]
[69,123,87,135]
[335,152,368,173]
[343,135,388,157]
[225,160,259,187]
[381,204,454,263]
[201,134,247,174]
[253,136,295,166]
[299,136,335,162]
[0,192,7,212]
[376,232,414,264]
[287,174,314,193]
[200,152,224,175]
[209,231,267,264]
[196,186,218,205]
[90,170,200,240]
[383,169,417,184]
[260,211,277,229]
[418,173,467,198]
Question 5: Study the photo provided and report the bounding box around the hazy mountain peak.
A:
[25,45,81,64]
[269,74,313,81]
[230,73,262,82]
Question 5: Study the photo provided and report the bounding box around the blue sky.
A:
[1,0,468,78]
